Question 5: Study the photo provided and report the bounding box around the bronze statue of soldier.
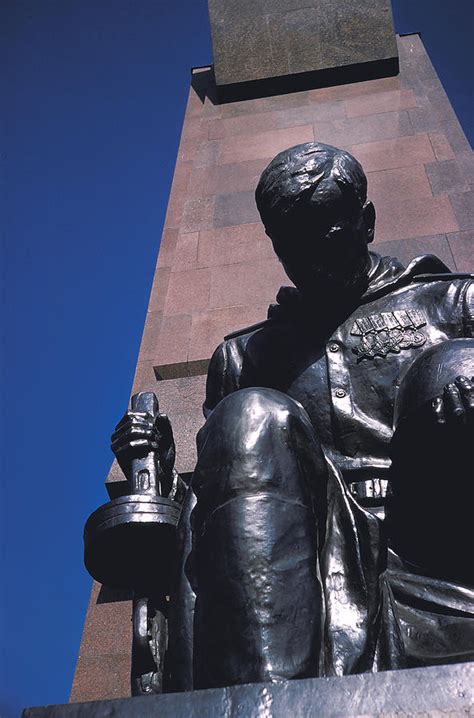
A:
[92,143,474,693]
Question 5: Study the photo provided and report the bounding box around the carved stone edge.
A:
[23,661,473,717]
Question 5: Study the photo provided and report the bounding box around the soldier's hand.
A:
[111,410,176,477]
[431,375,474,425]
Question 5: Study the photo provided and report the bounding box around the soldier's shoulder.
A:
[223,317,273,342]
[401,254,472,284]
[363,253,473,304]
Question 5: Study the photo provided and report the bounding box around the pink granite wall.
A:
[71,34,472,702]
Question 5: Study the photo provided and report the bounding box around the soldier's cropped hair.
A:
[256,142,368,239]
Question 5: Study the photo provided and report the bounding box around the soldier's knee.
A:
[194,388,318,506]
[205,387,309,435]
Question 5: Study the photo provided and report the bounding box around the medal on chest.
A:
[351,309,427,360]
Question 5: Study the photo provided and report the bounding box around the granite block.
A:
[209,258,288,309]
[164,269,210,314]
[375,194,458,242]
[163,162,192,229]
[210,12,276,86]
[213,112,280,139]
[181,196,216,233]
[155,375,207,472]
[185,97,203,122]
[397,34,436,69]
[171,233,199,271]
[313,110,413,149]
[188,305,269,363]
[152,314,191,369]
[156,229,179,269]
[156,374,207,415]
[425,160,470,196]
[216,101,344,137]
[185,166,212,202]
[218,125,314,164]
[198,224,274,268]
[148,267,170,313]
[344,88,417,118]
[401,69,440,99]
[221,90,311,116]
[214,190,260,228]
[263,0,320,11]
[209,0,398,88]
[70,654,131,704]
[131,360,159,395]
[429,133,456,162]
[447,230,474,273]
[427,87,464,127]
[202,97,222,121]
[449,191,474,231]
[207,118,224,140]
[408,106,442,134]
[265,8,325,75]
[456,151,474,186]
[351,133,435,172]
[77,583,133,658]
[138,311,163,362]
[274,100,346,128]
[178,138,198,163]
[308,75,401,102]
[259,90,310,113]
[191,159,267,197]
[367,165,433,207]
[193,139,220,168]
[220,97,267,119]
[444,119,472,153]
[207,118,226,140]
[374,235,455,270]
[162,409,204,473]
[181,117,206,141]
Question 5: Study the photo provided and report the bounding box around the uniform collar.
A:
[268,252,452,321]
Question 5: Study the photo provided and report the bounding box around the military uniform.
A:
[167,253,474,689]
[204,252,474,507]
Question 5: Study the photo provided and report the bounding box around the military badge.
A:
[351,309,427,360]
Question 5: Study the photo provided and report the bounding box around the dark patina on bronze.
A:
[84,143,474,695]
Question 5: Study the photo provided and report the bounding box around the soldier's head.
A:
[256,142,376,300]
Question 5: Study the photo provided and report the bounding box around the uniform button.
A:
[329,343,339,352]
[335,388,346,398]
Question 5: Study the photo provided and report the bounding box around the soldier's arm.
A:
[203,340,242,418]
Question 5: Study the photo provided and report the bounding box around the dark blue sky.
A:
[1,1,472,715]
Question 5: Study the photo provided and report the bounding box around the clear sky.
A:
[1,1,472,715]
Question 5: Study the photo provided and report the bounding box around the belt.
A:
[348,478,388,504]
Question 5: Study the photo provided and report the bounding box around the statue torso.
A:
[205,267,472,494]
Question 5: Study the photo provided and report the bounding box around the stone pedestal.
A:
[209,0,399,101]
[25,663,474,716]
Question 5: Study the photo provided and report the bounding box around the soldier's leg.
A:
[190,387,328,689]
[387,339,474,585]
[165,485,196,692]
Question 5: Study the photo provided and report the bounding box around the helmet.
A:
[394,338,474,428]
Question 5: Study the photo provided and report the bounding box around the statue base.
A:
[24,662,473,716]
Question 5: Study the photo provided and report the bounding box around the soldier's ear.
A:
[362,200,376,244]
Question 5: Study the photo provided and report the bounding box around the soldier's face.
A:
[272,202,375,300]
[273,204,373,301]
